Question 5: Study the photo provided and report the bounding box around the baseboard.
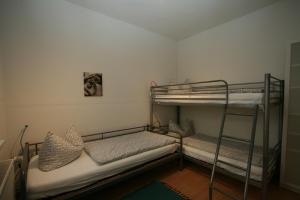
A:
[281,182,300,194]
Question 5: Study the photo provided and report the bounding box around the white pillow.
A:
[38,129,83,172]
[169,120,195,137]
[181,119,195,137]
[168,120,185,136]
[65,126,84,148]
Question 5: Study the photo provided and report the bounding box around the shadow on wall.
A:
[180,105,279,147]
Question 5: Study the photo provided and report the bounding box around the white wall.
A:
[177,0,300,83]
[176,0,300,146]
[0,0,177,156]
[0,50,8,159]
[1,0,299,158]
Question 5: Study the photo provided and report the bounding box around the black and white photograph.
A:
[83,72,102,96]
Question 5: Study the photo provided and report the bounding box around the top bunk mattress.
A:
[152,79,282,106]
[153,92,280,105]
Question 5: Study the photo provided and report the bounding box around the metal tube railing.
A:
[262,73,271,200]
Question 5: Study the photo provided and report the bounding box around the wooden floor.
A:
[85,161,300,200]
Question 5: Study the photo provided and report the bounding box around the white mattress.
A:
[183,145,262,181]
[85,131,175,165]
[27,144,177,199]
[163,133,277,181]
[154,93,279,105]
[183,145,277,181]
[182,134,276,167]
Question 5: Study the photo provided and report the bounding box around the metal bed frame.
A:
[150,73,284,200]
[21,125,182,200]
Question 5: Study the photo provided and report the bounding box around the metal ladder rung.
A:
[212,186,240,200]
[222,135,251,144]
[217,160,247,171]
[226,112,255,117]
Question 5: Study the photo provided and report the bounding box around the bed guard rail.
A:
[151,80,229,100]
[151,78,283,101]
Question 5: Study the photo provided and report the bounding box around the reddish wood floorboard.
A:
[86,161,300,200]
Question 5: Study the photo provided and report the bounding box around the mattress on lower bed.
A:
[85,131,176,165]
[182,135,277,181]
[27,144,177,200]
[154,92,279,105]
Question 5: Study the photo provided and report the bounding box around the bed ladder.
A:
[209,104,259,200]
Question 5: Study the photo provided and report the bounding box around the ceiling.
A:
[67,0,279,40]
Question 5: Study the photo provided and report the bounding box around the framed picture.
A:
[83,72,103,96]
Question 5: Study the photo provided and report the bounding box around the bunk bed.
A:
[150,73,284,200]
[21,126,182,200]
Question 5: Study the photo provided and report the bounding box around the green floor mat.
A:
[121,181,188,200]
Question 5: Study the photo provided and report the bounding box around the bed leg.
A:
[179,154,184,170]
[209,187,213,200]
[179,135,183,170]
[262,73,271,200]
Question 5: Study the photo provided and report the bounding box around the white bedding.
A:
[183,145,277,181]
[154,93,279,105]
[85,131,175,165]
[183,145,263,181]
[27,144,177,199]
[183,134,276,167]
[164,133,276,181]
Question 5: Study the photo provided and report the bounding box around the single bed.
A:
[22,126,181,200]
[27,144,177,199]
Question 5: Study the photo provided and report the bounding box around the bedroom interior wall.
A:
[177,0,300,146]
[178,0,300,83]
[0,0,177,158]
[0,50,8,159]
[0,0,299,158]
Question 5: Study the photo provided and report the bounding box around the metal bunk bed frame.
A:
[21,125,183,200]
[150,73,284,200]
